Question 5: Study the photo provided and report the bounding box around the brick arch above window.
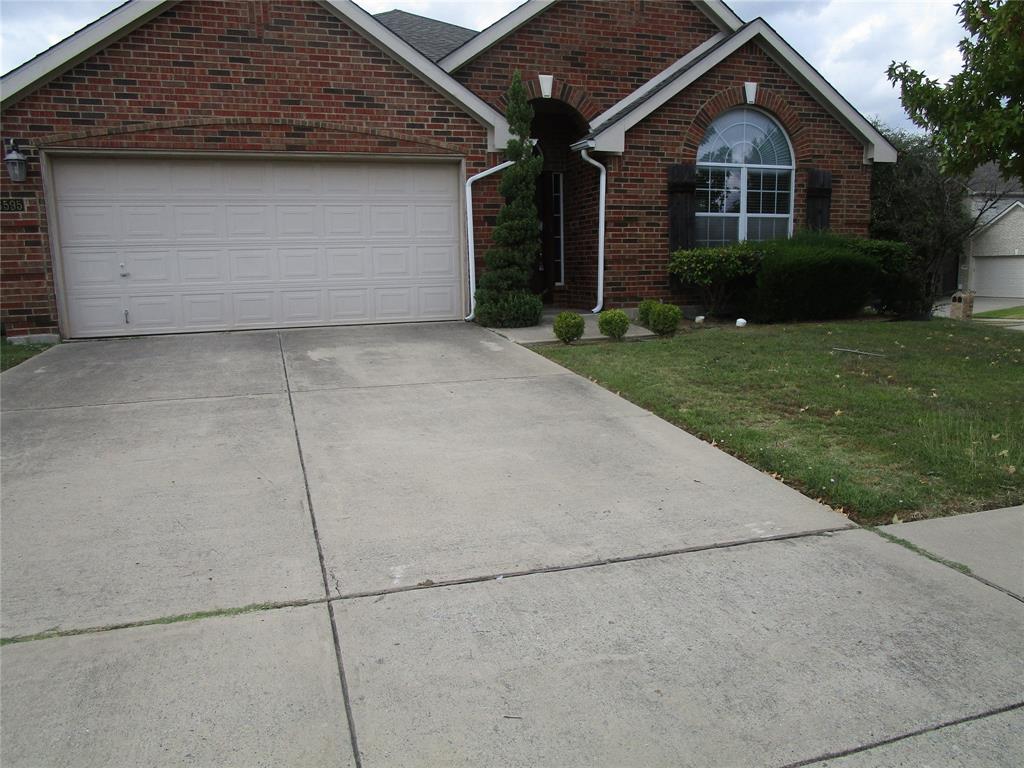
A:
[679,86,805,162]
[496,75,599,123]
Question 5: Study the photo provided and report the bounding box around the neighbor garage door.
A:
[972,256,1024,299]
[52,157,463,337]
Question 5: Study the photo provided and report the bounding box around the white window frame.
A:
[694,108,796,245]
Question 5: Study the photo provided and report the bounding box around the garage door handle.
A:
[119,262,130,277]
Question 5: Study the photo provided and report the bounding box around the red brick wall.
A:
[0,0,495,336]
[603,41,874,306]
[453,0,723,120]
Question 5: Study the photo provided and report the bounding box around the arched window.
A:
[695,108,794,246]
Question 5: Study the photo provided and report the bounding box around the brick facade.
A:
[1,0,877,336]
[0,0,495,336]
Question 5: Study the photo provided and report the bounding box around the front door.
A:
[531,170,564,302]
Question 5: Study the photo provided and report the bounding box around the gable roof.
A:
[0,0,510,149]
[374,9,477,62]
[438,0,743,72]
[971,199,1024,236]
[576,17,897,164]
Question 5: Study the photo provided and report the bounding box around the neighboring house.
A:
[0,0,896,341]
[959,164,1024,299]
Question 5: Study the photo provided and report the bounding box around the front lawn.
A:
[540,319,1023,524]
[974,305,1024,320]
[1,339,53,371]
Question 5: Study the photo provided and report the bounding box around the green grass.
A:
[1,338,53,371]
[540,319,1023,524]
[974,305,1024,320]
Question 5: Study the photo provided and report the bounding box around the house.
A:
[959,164,1024,300]
[0,0,896,341]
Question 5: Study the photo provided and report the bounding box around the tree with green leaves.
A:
[474,71,544,328]
[870,123,1006,307]
[887,0,1023,184]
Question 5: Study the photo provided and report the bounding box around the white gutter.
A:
[464,159,514,321]
[578,146,606,313]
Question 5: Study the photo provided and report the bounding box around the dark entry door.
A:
[531,170,564,301]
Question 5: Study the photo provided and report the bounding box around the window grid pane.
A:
[695,215,740,247]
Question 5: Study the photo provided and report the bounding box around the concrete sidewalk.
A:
[2,323,1022,767]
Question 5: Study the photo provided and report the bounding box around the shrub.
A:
[597,309,630,340]
[553,311,585,344]
[755,237,881,322]
[474,291,543,328]
[668,242,762,317]
[474,71,544,327]
[850,237,927,317]
[637,298,661,327]
[647,303,682,336]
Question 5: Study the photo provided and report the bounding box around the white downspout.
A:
[464,160,514,321]
[579,148,606,313]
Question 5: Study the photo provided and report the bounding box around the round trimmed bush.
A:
[597,308,630,340]
[637,298,660,327]
[648,302,682,336]
[553,311,585,344]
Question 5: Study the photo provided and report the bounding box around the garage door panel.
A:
[55,158,462,336]
[127,295,177,330]
[226,206,273,238]
[973,256,1024,299]
[324,206,365,237]
[181,294,228,327]
[418,286,459,318]
[416,206,456,237]
[122,205,171,240]
[126,250,174,284]
[328,289,371,321]
[64,248,119,289]
[418,246,457,277]
[326,247,369,278]
[281,290,323,324]
[174,206,224,239]
[179,249,224,282]
[59,205,116,242]
[68,296,126,334]
[230,248,276,281]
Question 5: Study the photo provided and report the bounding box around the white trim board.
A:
[585,18,897,164]
[1,0,511,149]
[1,0,177,109]
[439,0,743,72]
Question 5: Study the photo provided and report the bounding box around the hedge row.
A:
[669,232,918,322]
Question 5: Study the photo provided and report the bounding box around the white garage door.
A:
[53,157,463,337]
[972,256,1024,299]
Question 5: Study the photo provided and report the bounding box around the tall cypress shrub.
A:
[474,71,544,327]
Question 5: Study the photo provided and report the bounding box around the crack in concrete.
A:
[1,389,284,413]
[277,332,363,768]
[780,700,1024,767]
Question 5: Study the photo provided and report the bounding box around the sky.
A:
[0,0,966,131]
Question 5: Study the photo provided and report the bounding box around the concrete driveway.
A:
[2,323,1021,767]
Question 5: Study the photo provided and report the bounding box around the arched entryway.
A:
[529,99,591,306]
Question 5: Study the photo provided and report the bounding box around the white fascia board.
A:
[440,0,742,74]
[589,19,897,164]
[588,32,728,131]
[439,0,559,73]
[1,0,177,110]
[320,1,509,149]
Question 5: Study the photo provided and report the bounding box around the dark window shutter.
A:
[806,169,832,231]
[668,164,698,252]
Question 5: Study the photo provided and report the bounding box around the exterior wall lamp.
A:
[4,139,28,183]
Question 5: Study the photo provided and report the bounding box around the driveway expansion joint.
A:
[288,370,574,395]
[780,700,1024,768]
[0,389,285,413]
[329,525,857,602]
[277,332,363,768]
[864,525,1024,604]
